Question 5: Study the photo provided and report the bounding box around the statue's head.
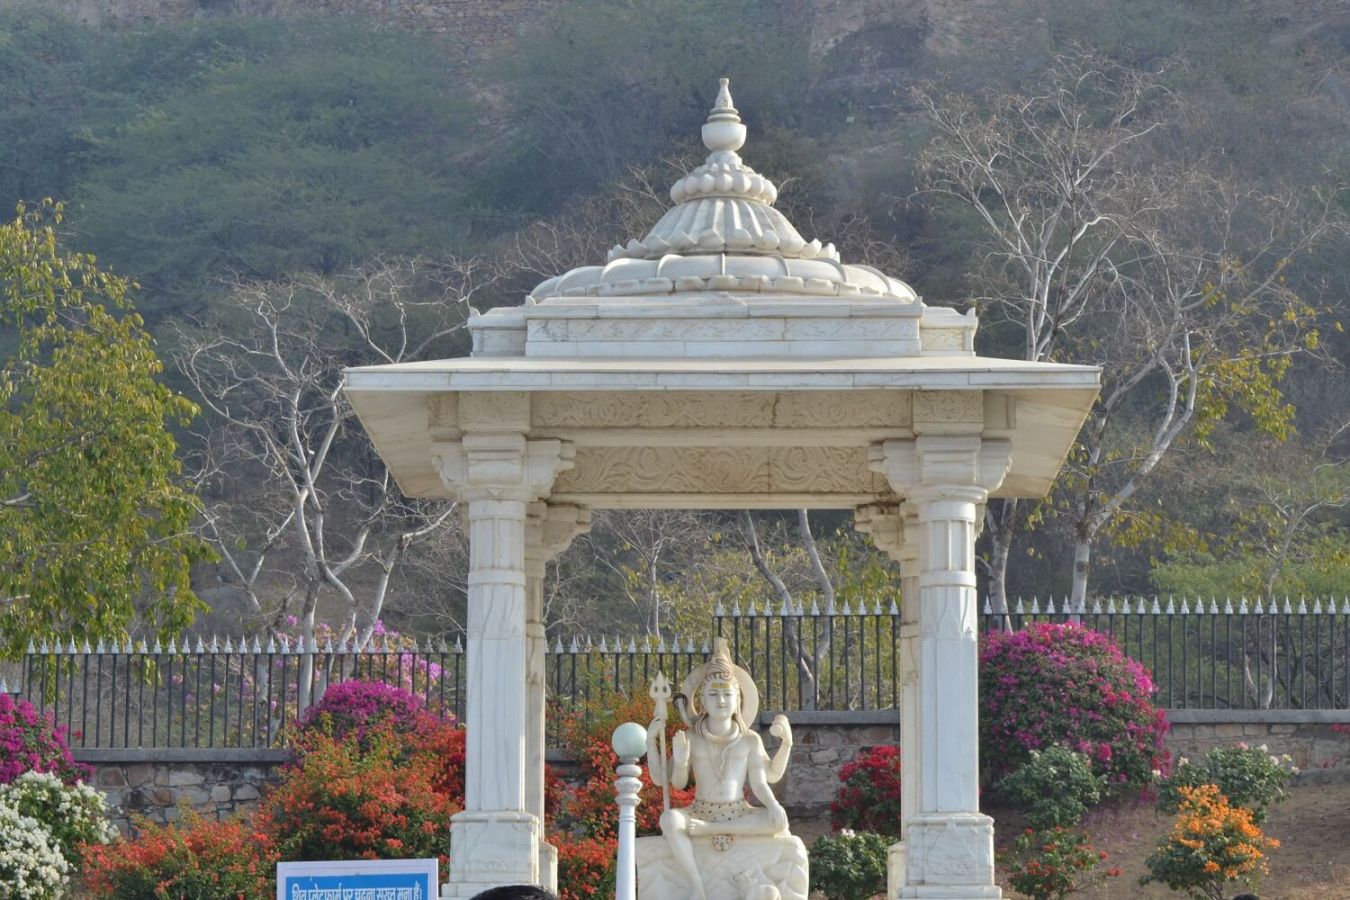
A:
[699,664,741,724]
[681,638,757,734]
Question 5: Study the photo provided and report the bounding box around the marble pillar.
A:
[525,502,591,892]
[854,503,920,893]
[433,433,574,898]
[870,436,1011,900]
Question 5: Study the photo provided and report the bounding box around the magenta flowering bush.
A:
[295,680,443,753]
[0,693,91,785]
[979,623,1169,793]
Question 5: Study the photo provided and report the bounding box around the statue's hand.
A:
[768,802,788,832]
[672,730,690,768]
[648,716,666,737]
[769,714,792,746]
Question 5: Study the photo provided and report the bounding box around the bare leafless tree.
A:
[177,260,484,684]
[917,50,1345,609]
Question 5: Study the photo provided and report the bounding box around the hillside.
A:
[3,0,1347,639]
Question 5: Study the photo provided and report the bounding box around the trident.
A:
[649,671,673,813]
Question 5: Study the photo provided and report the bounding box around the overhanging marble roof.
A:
[345,80,1101,508]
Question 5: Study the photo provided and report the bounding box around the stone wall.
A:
[76,749,289,833]
[76,710,1350,829]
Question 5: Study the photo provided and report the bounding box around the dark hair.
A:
[1231,894,1260,900]
[470,887,559,900]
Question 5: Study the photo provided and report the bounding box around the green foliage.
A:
[68,17,475,307]
[0,203,210,659]
[996,746,1105,831]
[1001,827,1120,900]
[808,830,890,900]
[1157,744,1294,824]
[0,4,104,209]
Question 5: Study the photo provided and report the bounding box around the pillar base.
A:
[539,840,558,894]
[896,813,1000,900]
[441,810,540,898]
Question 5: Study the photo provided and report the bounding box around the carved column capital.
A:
[854,502,919,565]
[433,434,575,503]
[868,436,1012,503]
[525,503,592,577]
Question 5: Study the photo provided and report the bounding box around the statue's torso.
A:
[688,730,759,803]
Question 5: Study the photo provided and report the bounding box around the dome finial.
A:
[702,77,745,153]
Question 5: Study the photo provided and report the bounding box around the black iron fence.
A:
[985,596,1350,711]
[6,634,465,750]
[3,596,1346,750]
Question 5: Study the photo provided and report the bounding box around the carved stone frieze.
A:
[533,392,774,429]
[532,390,910,430]
[920,328,967,351]
[771,447,892,493]
[912,390,982,428]
[428,393,460,441]
[459,391,531,432]
[553,446,892,495]
[773,391,911,428]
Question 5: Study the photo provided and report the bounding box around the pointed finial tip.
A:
[715,77,734,111]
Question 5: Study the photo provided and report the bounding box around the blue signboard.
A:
[276,858,439,900]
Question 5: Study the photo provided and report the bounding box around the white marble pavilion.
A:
[345,81,1100,900]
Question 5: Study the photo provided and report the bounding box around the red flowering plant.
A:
[829,744,903,837]
[81,810,277,900]
[257,719,460,879]
[979,624,1170,793]
[1000,827,1121,900]
[0,692,90,785]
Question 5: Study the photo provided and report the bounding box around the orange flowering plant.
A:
[81,810,277,900]
[1141,784,1279,900]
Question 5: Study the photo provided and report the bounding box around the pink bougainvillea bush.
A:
[294,679,450,758]
[979,623,1169,793]
[0,693,90,785]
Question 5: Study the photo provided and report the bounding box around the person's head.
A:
[470,886,558,900]
[1231,894,1260,900]
[699,663,742,724]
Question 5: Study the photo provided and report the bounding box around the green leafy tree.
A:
[0,203,210,659]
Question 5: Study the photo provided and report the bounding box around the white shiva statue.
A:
[638,638,808,900]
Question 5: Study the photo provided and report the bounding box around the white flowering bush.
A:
[0,771,116,864]
[0,802,69,900]
[1156,742,1295,824]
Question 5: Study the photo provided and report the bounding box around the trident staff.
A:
[647,672,673,813]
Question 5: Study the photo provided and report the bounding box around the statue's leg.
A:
[660,809,707,900]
